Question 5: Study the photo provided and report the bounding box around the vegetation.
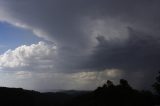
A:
[69,79,154,106]
[153,71,160,95]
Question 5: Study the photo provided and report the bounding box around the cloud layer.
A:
[0,0,160,90]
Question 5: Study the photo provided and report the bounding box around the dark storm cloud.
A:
[2,0,160,48]
[86,27,160,71]
[82,27,160,89]
[0,0,160,89]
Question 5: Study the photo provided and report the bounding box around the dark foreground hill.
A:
[0,87,75,106]
[0,79,159,106]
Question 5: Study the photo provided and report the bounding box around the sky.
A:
[0,0,160,91]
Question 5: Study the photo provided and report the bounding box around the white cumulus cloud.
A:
[0,41,57,71]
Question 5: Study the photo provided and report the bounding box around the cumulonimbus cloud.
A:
[0,0,160,89]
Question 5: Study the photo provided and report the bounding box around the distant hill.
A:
[0,87,71,106]
[59,90,91,96]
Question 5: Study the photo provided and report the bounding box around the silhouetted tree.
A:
[153,71,160,95]
[106,80,114,88]
[102,80,114,89]
[102,83,107,88]
[119,79,131,89]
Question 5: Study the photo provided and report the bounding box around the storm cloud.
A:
[0,0,160,90]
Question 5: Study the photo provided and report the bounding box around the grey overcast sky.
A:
[0,0,160,91]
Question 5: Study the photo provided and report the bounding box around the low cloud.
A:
[28,68,122,91]
[15,71,32,79]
